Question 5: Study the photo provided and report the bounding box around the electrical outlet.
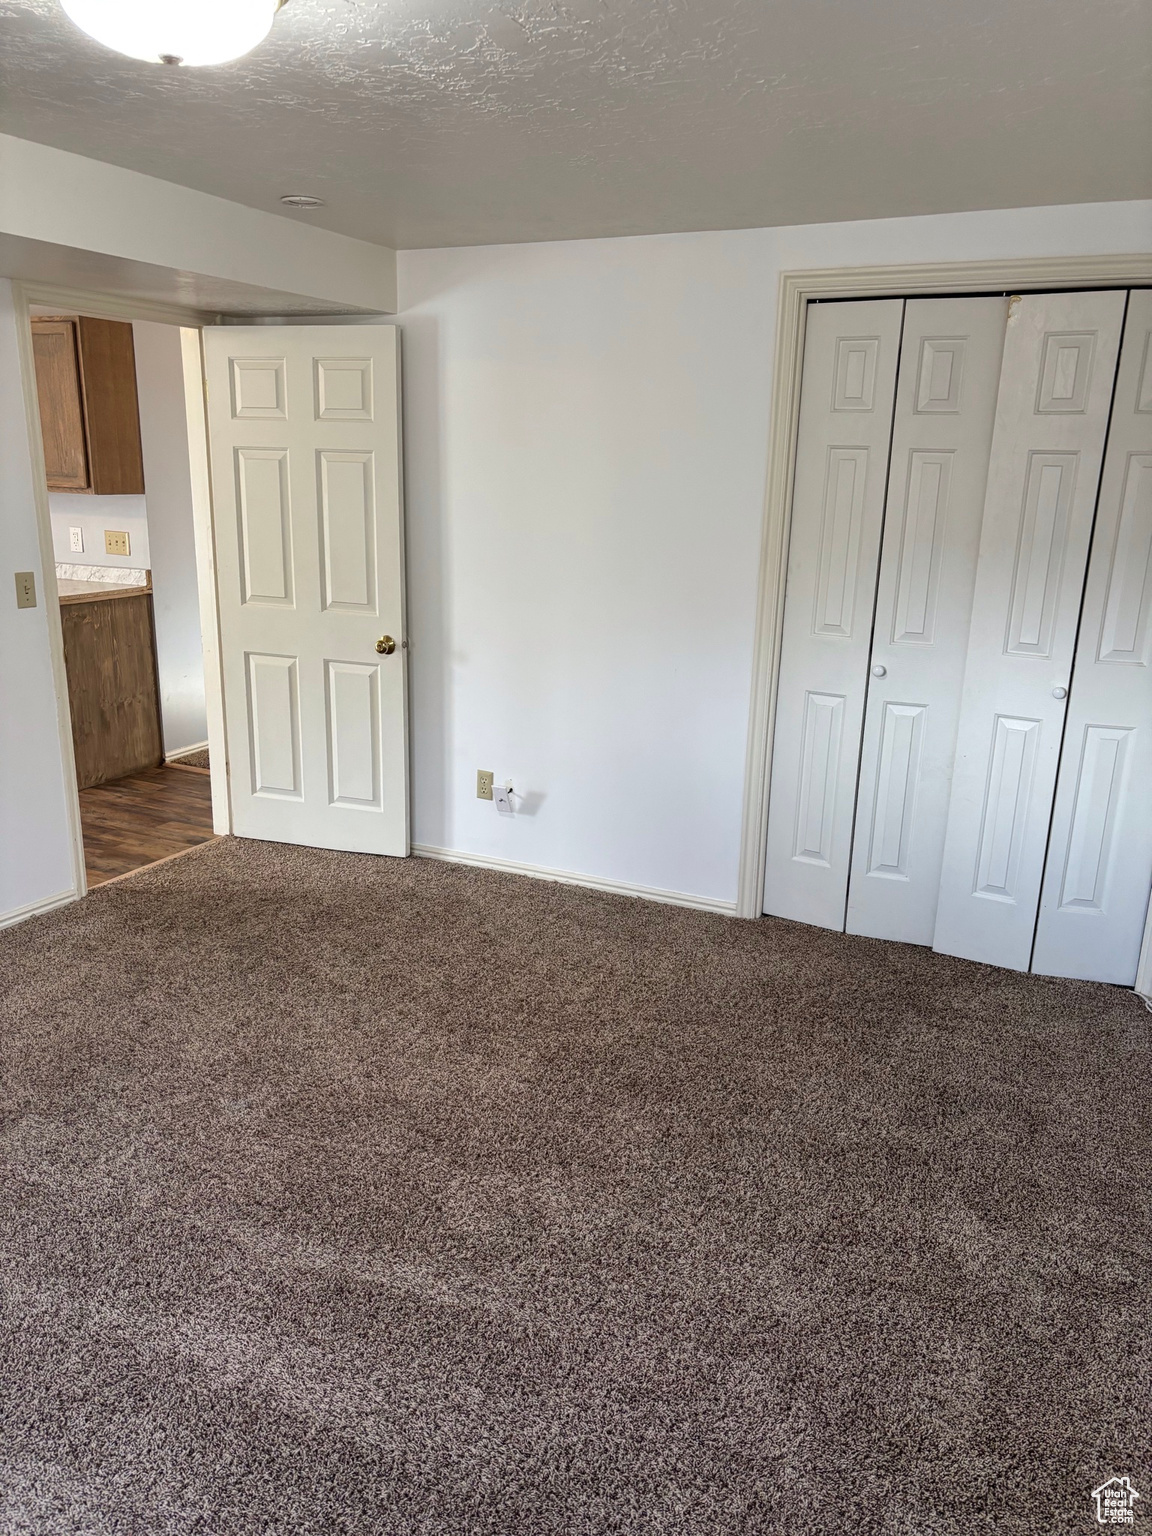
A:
[476,769,494,801]
[104,530,130,557]
[69,526,84,553]
[14,571,37,610]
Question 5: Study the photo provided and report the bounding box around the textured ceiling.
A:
[1,0,1149,250]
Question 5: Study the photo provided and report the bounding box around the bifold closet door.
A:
[763,300,903,927]
[846,298,1006,943]
[1032,291,1152,984]
[932,292,1126,971]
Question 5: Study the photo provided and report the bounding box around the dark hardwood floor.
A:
[79,764,216,887]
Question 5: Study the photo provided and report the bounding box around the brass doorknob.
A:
[375,635,396,655]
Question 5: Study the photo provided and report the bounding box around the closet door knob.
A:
[1052,686,1068,700]
[871,664,887,678]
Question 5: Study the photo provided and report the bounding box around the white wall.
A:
[132,321,206,755]
[0,278,77,919]
[0,134,397,316]
[398,198,1152,907]
[50,494,149,568]
[3,200,1150,925]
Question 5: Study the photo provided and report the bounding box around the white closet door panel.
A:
[847,298,1006,943]
[764,300,903,927]
[1034,291,1152,983]
[205,325,408,857]
[932,292,1126,970]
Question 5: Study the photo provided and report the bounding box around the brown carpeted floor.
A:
[168,747,210,770]
[1,838,1148,1535]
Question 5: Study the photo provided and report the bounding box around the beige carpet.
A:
[0,837,1148,1535]
[168,747,210,770]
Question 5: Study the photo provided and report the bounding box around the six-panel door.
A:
[846,297,1006,944]
[931,293,1125,970]
[1032,291,1152,984]
[762,300,904,929]
[203,326,408,857]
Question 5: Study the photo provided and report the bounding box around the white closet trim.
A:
[1137,904,1152,1010]
[736,253,1152,921]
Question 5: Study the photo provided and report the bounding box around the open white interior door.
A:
[203,325,408,856]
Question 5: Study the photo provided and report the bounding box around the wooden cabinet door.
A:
[31,320,90,491]
[61,593,164,788]
[78,317,146,495]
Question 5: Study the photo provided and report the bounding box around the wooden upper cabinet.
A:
[31,316,146,495]
[32,321,89,490]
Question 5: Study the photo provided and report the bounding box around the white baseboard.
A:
[165,740,209,761]
[0,888,78,931]
[411,844,736,916]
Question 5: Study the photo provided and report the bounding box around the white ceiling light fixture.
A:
[280,194,326,209]
[60,0,287,67]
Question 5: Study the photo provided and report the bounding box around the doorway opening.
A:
[29,305,218,887]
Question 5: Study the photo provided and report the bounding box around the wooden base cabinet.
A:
[60,589,164,789]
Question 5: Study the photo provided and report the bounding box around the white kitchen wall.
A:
[132,320,207,755]
[50,495,149,568]
[397,198,1152,908]
[0,278,77,920]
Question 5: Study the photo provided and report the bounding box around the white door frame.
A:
[11,279,230,900]
[736,255,1152,978]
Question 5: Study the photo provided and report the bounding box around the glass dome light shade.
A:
[60,0,282,66]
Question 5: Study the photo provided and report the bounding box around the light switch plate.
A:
[14,571,37,609]
[69,527,84,553]
[104,529,130,556]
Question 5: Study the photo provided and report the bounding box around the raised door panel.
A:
[326,661,382,809]
[1096,454,1152,664]
[1033,291,1152,983]
[1005,453,1078,656]
[319,452,377,612]
[246,653,303,799]
[763,299,903,928]
[315,357,374,420]
[205,325,407,857]
[847,298,1006,944]
[236,450,294,605]
[864,702,926,879]
[230,357,287,419]
[972,715,1041,900]
[932,291,1126,971]
[792,692,845,865]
